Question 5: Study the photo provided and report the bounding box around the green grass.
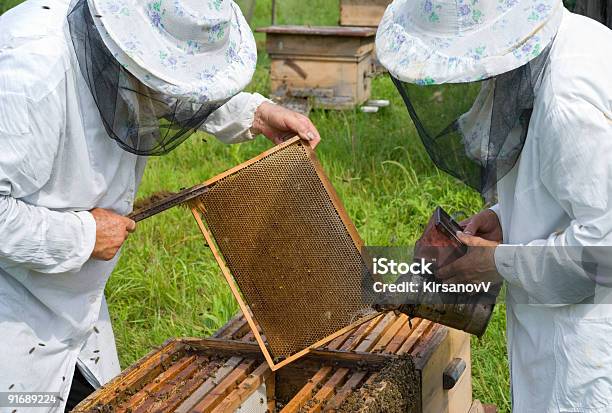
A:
[1,0,509,411]
[0,0,20,14]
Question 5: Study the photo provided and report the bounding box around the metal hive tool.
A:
[190,137,378,370]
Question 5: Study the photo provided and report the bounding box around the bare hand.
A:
[437,232,502,285]
[90,208,136,261]
[251,102,321,148]
[460,209,502,243]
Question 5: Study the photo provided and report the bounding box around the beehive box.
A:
[74,311,487,413]
[256,26,377,110]
[340,0,393,27]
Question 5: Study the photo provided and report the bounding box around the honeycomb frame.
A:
[190,137,378,370]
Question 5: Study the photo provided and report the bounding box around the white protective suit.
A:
[0,1,268,411]
[492,9,612,413]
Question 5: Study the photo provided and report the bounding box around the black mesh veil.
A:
[392,45,551,195]
[67,0,230,156]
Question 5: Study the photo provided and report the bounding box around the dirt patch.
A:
[337,356,420,413]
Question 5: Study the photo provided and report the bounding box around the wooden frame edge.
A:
[302,143,365,248]
[191,207,277,369]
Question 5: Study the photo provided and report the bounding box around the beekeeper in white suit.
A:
[377,0,612,412]
[0,0,320,411]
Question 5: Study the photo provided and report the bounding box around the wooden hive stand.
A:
[256,26,377,110]
[339,0,393,27]
[74,312,496,412]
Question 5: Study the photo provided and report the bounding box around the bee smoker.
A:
[400,301,496,338]
[394,207,498,337]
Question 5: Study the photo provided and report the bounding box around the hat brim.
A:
[376,0,564,85]
[88,0,257,103]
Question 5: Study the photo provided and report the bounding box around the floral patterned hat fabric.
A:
[87,0,258,103]
[376,0,564,85]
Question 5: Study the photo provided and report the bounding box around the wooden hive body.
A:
[256,26,377,110]
[74,312,482,413]
[339,0,393,27]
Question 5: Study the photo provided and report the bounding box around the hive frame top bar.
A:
[190,137,380,370]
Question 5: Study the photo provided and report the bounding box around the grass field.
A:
[1,0,510,410]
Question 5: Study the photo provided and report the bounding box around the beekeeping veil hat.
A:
[68,0,257,155]
[376,0,563,194]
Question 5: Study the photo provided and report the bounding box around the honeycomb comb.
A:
[190,137,378,370]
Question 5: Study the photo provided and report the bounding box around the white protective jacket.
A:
[492,9,612,413]
[0,1,268,411]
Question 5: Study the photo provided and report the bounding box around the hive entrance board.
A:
[190,138,379,370]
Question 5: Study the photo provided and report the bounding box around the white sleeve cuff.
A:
[57,211,96,273]
[243,93,273,137]
[77,210,97,260]
[494,244,519,284]
[202,92,272,144]
[489,203,501,219]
